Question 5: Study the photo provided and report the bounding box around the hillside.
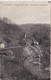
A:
[20,24,50,52]
[0,18,50,80]
[0,18,50,50]
[0,18,25,46]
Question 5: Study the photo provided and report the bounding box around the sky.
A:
[0,1,50,24]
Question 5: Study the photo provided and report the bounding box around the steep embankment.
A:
[23,45,50,79]
[0,47,37,80]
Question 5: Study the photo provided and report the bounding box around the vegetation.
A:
[0,18,25,46]
[0,17,50,80]
[21,24,50,52]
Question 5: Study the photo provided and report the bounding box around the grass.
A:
[0,46,50,80]
[0,47,36,80]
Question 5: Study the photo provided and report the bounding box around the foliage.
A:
[0,18,25,46]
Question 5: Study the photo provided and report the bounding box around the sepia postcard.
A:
[0,1,50,80]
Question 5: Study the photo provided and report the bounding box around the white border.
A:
[0,0,51,1]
